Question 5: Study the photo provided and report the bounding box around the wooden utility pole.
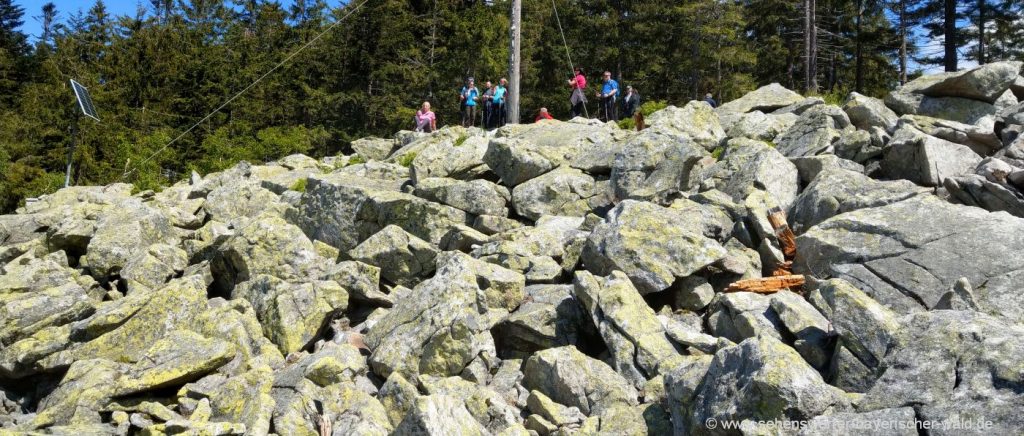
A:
[508,0,521,124]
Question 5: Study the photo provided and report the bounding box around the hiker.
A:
[535,107,554,122]
[414,101,436,133]
[703,93,718,108]
[460,77,479,127]
[596,71,619,121]
[481,81,495,128]
[622,85,640,118]
[493,78,508,127]
[568,67,587,118]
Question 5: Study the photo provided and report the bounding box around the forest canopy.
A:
[0,0,1022,212]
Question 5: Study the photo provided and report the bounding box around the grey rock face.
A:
[796,195,1024,322]
[776,105,853,157]
[726,110,798,141]
[348,225,439,287]
[414,177,509,217]
[788,168,928,233]
[905,61,1022,103]
[492,284,591,357]
[844,92,899,132]
[610,129,709,203]
[882,124,982,186]
[582,200,727,294]
[704,137,799,210]
[351,136,397,162]
[573,271,683,387]
[859,310,1024,436]
[511,167,599,220]
[676,335,849,436]
[716,83,806,115]
[83,198,177,280]
[521,346,638,416]
[645,101,727,151]
[898,114,1002,155]
[789,154,865,186]
[366,252,523,379]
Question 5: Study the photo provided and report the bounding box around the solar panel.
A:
[70,79,99,121]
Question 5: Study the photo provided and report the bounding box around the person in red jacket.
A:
[567,67,587,118]
[535,107,554,122]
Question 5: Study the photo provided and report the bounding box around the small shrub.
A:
[711,146,725,160]
[617,100,669,129]
[290,178,308,192]
[454,134,469,147]
[397,152,417,168]
[347,155,366,166]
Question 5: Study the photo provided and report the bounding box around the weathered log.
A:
[724,275,806,294]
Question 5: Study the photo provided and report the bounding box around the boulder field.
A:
[2,61,1024,435]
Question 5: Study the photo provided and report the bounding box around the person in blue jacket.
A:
[596,71,619,122]
[492,78,508,127]
[703,93,718,108]
[459,77,479,127]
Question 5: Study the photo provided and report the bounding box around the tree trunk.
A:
[977,0,986,64]
[899,0,908,84]
[855,0,864,92]
[944,0,958,72]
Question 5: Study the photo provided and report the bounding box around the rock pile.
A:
[2,62,1024,435]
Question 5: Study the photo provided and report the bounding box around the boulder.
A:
[646,101,727,151]
[716,83,805,115]
[904,61,1023,103]
[40,275,208,370]
[843,92,899,132]
[414,177,509,217]
[789,154,865,186]
[796,195,1024,322]
[769,291,832,369]
[347,225,439,287]
[788,168,928,233]
[945,173,1024,218]
[82,198,178,280]
[286,173,403,252]
[703,137,799,210]
[706,292,785,342]
[366,252,524,379]
[881,124,982,186]
[410,135,491,182]
[775,105,853,157]
[215,213,330,287]
[232,275,348,354]
[511,167,601,220]
[885,91,998,128]
[492,284,592,357]
[812,279,900,370]
[582,200,727,294]
[800,407,918,436]
[673,335,849,436]
[203,183,285,223]
[351,136,397,162]
[522,346,638,416]
[573,271,683,387]
[725,111,798,141]
[898,114,1002,155]
[858,310,1024,436]
[491,121,626,178]
[609,129,709,203]
[394,394,489,435]
[420,375,521,432]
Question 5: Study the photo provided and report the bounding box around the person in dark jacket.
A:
[621,86,640,118]
[703,93,718,108]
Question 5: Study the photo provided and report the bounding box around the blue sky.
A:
[14,0,345,41]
